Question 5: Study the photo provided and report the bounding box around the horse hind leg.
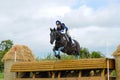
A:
[78,52,80,59]
[74,52,80,60]
[74,55,77,60]
[76,52,80,59]
[73,52,77,60]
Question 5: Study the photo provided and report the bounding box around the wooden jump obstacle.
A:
[11,58,115,80]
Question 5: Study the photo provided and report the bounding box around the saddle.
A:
[63,34,75,47]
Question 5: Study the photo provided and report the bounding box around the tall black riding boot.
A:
[69,37,72,44]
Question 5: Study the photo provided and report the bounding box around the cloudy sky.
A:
[0,0,120,58]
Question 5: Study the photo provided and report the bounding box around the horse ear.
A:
[53,28,56,31]
[50,28,53,31]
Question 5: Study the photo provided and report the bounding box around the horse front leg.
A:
[53,47,57,58]
[57,47,64,59]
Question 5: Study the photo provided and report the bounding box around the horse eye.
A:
[50,33,53,36]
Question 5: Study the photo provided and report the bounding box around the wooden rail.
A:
[11,58,115,72]
[11,58,115,80]
[13,77,105,80]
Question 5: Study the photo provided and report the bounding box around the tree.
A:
[90,51,105,58]
[80,48,90,59]
[0,40,13,72]
[0,40,13,52]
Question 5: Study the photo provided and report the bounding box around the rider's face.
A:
[57,24,61,28]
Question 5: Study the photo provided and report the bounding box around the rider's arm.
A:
[60,28,67,34]
[60,25,68,34]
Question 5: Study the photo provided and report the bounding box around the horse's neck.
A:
[56,35,68,46]
[57,35,64,41]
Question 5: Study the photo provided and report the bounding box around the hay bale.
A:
[2,45,35,80]
[2,44,35,62]
[113,45,120,56]
[114,56,120,80]
[113,45,120,80]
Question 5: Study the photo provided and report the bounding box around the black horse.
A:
[50,28,80,59]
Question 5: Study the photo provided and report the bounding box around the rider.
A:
[56,20,73,45]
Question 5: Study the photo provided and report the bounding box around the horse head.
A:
[50,28,62,44]
[50,28,57,44]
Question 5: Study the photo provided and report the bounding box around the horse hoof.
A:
[55,55,61,59]
[55,55,58,58]
[58,55,61,59]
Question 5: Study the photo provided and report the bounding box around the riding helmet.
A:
[56,20,61,25]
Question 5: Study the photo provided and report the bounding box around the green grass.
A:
[111,70,116,77]
[0,72,4,80]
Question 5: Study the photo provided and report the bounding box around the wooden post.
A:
[78,70,82,80]
[32,72,35,79]
[16,72,18,78]
[58,72,61,78]
[14,47,17,62]
[107,59,110,80]
[78,70,82,78]
[52,72,55,79]
[101,69,105,80]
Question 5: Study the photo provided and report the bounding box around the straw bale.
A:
[115,56,120,80]
[113,45,120,80]
[113,45,120,56]
[2,44,35,62]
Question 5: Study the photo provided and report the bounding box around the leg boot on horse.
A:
[53,47,64,59]
[57,47,64,59]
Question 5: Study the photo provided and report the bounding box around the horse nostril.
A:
[50,41,53,44]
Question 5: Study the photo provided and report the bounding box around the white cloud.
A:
[31,6,71,19]
[70,26,120,57]
[71,27,120,47]
[63,4,120,27]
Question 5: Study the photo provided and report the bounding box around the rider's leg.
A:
[69,36,72,43]
[64,34,69,42]
[66,31,73,44]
